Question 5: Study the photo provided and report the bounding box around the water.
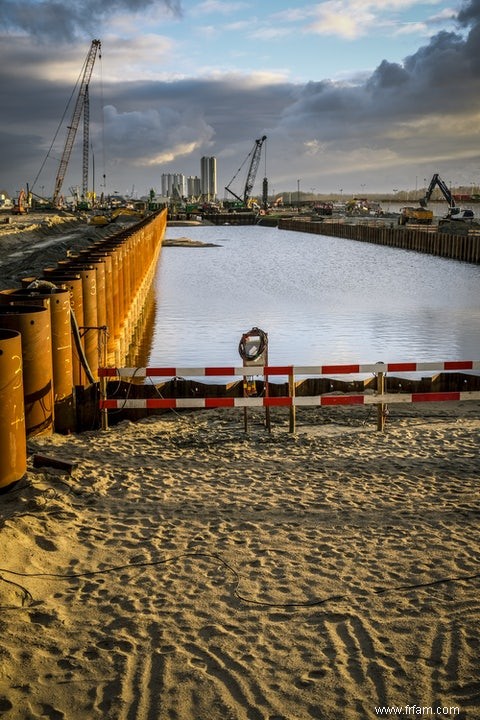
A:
[146,224,480,376]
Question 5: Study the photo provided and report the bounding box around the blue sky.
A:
[163,1,458,81]
[1,0,479,198]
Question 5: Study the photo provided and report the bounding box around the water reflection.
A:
[142,224,480,370]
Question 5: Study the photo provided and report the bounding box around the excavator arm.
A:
[422,173,456,209]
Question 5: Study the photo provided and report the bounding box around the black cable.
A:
[105,365,150,415]
[0,552,478,611]
[0,575,34,608]
[238,327,268,362]
[70,308,96,385]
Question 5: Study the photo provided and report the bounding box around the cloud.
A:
[192,0,248,15]
[0,0,182,41]
[1,0,480,197]
[264,1,480,190]
[102,105,214,166]
[307,2,376,39]
[299,0,457,41]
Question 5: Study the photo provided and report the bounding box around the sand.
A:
[0,402,479,720]
[0,213,479,719]
[0,211,136,291]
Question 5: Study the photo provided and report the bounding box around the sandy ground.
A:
[1,402,479,720]
[0,213,479,719]
[0,211,134,291]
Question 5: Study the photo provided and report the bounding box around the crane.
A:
[225,135,267,207]
[52,39,101,208]
[421,173,474,220]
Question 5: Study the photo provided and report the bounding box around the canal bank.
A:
[0,210,166,488]
[278,217,480,264]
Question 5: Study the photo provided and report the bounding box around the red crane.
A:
[52,39,101,207]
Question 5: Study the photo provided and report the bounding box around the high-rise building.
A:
[161,173,186,198]
[200,156,217,200]
[187,176,201,198]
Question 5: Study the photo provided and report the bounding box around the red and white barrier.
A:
[100,391,480,410]
[98,359,480,427]
[98,360,480,378]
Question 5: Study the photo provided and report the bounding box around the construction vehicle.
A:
[225,135,267,208]
[87,205,145,226]
[52,39,101,207]
[421,173,474,221]
[12,189,28,215]
[398,206,433,225]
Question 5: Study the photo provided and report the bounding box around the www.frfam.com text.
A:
[374,706,460,716]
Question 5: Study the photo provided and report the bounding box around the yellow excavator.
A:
[88,205,145,226]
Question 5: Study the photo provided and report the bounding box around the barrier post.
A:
[289,369,296,433]
[375,361,387,432]
[238,327,269,433]
[264,346,271,433]
[100,327,109,431]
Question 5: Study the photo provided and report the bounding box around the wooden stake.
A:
[377,370,386,432]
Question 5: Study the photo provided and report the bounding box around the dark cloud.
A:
[367,60,409,90]
[272,0,480,190]
[0,0,182,41]
[457,0,480,72]
[1,1,480,197]
[458,0,480,25]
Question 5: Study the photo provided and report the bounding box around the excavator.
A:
[421,173,474,222]
[12,189,28,215]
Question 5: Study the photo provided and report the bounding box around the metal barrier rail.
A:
[100,391,480,410]
[98,360,480,378]
[98,360,480,432]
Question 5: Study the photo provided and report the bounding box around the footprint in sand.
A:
[34,535,57,552]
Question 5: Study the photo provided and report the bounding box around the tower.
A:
[200,156,217,200]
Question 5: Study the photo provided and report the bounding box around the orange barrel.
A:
[91,240,123,343]
[76,254,107,327]
[57,262,99,383]
[66,253,108,364]
[81,251,115,355]
[114,240,130,324]
[0,305,54,437]
[0,287,75,434]
[43,271,86,387]
[0,329,27,489]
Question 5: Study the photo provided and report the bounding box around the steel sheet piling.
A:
[0,305,54,437]
[43,270,86,387]
[0,329,27,488]
[0,287,75,433]
[57,263,99,383]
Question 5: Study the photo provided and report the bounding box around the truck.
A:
[398,206,433,225]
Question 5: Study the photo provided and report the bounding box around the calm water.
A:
[145,224,480,373]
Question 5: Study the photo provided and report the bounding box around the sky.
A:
[1,0,480,200]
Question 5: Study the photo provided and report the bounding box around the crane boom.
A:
[225,135,267,205]
[243,135,266,204]
[52,39,101,207]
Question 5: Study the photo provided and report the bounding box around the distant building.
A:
[161,173,186,198]
[187,175,201,198]
[200,156,217,200]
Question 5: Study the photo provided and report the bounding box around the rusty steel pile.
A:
[0,209,167,489]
